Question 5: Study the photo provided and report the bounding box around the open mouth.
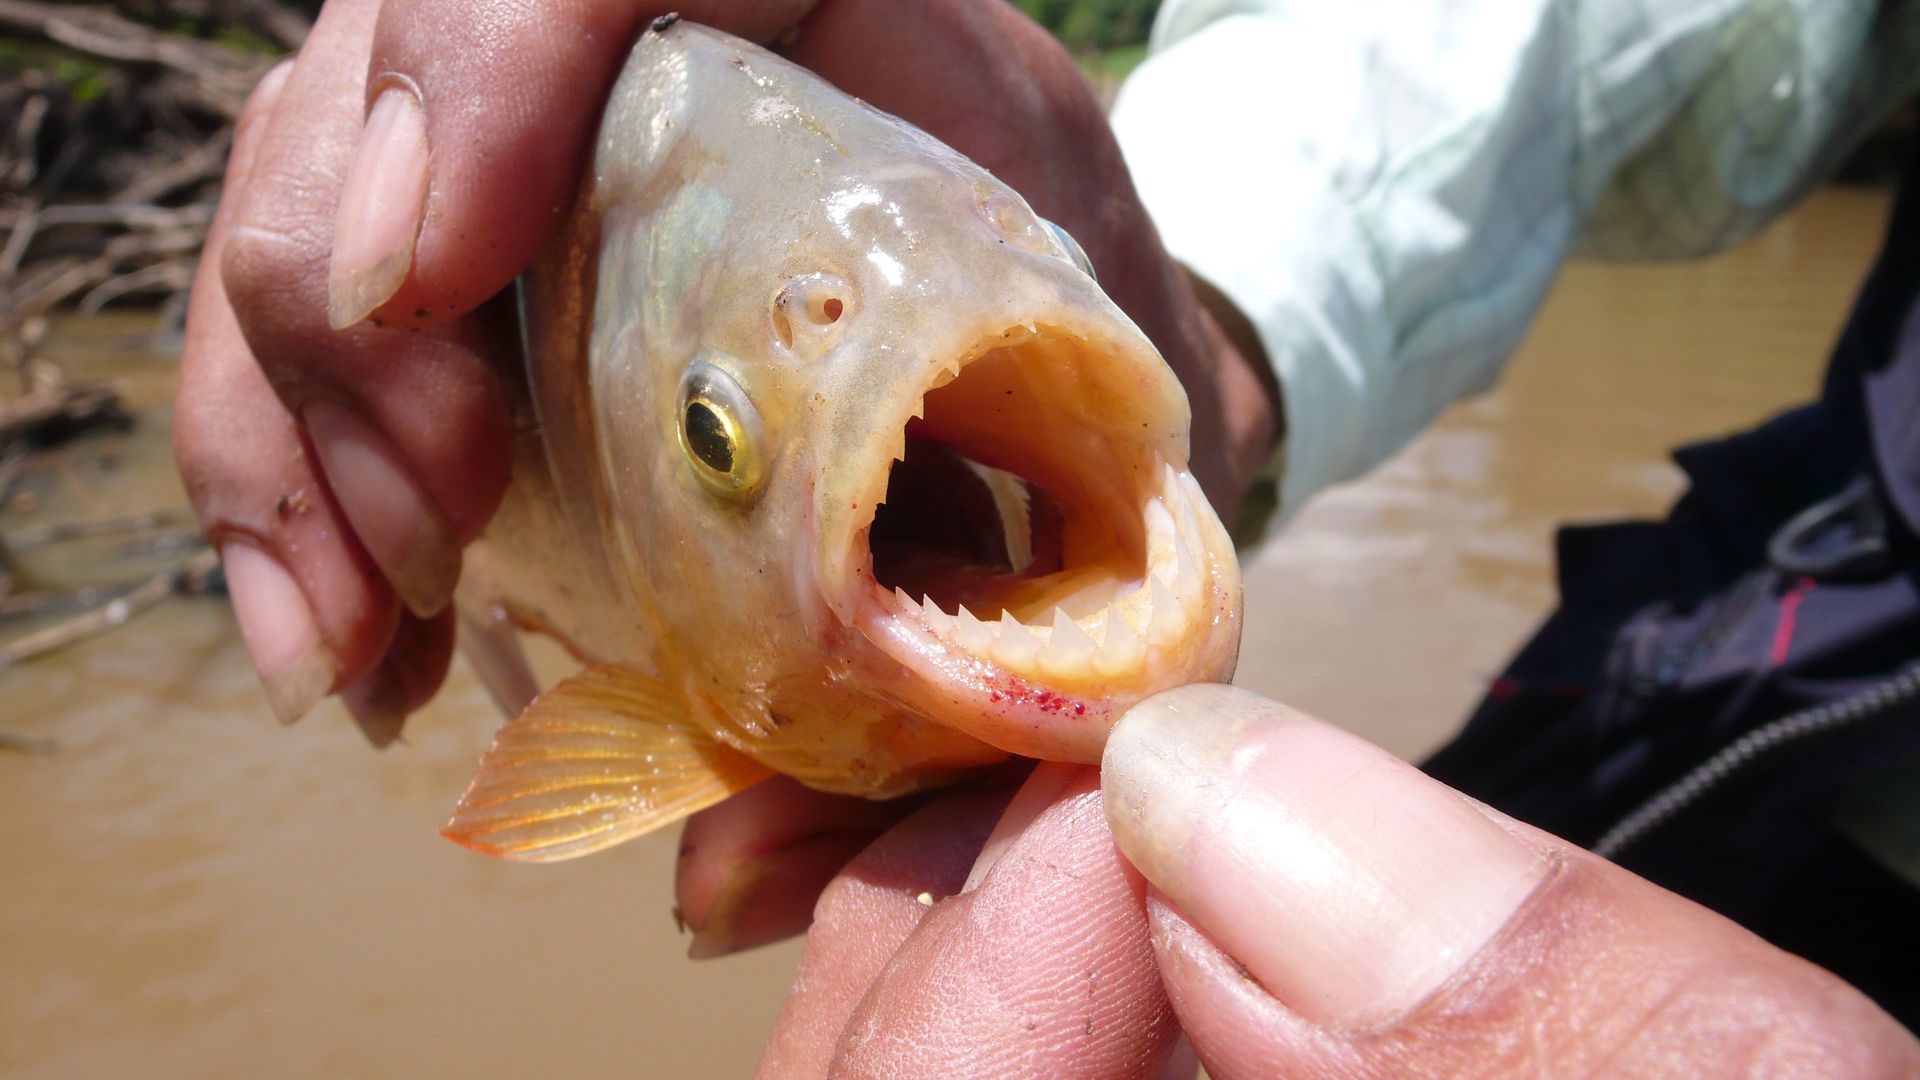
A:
[846,324,1224,688]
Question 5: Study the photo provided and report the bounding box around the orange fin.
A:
[443,664,771,862]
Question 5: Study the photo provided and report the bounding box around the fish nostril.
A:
[773,273,853,354]
[771,303,794,349]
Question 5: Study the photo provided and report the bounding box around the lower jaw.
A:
[849,463,1242,762]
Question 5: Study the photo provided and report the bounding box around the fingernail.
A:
[687,829,878,959]
[341,660,407,749]
[304,399,460,618]
[328,86,429,330]
[962,760,1081,892]
[221,541,336,724]
[1103,684,1548,1028]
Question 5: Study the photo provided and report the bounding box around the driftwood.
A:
[2,1,314,364]
[0,0,271,688]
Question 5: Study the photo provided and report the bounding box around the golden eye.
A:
[683,399,735,474]
[679,359,764,496]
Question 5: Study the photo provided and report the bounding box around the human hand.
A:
[172,0,1275,741]
[687,685,1919,1077]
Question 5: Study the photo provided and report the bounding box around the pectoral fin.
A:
[454,595,541,718]
[443,664,771,862]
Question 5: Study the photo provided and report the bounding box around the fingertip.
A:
[327,84,429,331]
[960,760,1084,892]
[342,607,455,747]
[220,540,338,724]
[825,774,1178,1078]
[342,658,407,747]
[1105,684,1548,1028]
[302,399,462,618]
[686,828,877,959]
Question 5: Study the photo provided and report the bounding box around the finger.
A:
[674,777,917,959]
[177,57,400,722]
[221,0,512,621]
[338,606,454,748]
[757,785,1017,1078]
[823,767,1183,1079]
[334,0,819,331]
[1105,686,1920,1078]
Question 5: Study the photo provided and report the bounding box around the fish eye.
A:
[678,360,764,496]
[1039,218,1097,281]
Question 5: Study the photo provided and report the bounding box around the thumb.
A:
[1102,685,1919,1079]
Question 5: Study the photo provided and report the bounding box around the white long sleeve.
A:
[1111,0,1920,522]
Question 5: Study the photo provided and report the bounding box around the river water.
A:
[0,188,1889,1077]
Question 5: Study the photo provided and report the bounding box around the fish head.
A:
[528,23,1240,790]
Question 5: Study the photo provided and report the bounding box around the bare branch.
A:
[0,0,274,118]
[0,548,222,669]
[110,126,231,205]
[78,255,194,312]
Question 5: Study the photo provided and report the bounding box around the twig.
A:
[110,128,232,206]
[0,547,220,669]
[78,256,194,312]
[0,582,124,619]
[7,92,50,189]
[0,203,215,231]
[0,196,41,281]
[3,509,187,549]
[0,0,268,118]
[4,227,200,321]
[0,378,127,448]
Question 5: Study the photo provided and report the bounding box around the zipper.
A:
[1594,662,1920,860]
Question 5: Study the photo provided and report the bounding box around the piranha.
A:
[442,18,1241,862]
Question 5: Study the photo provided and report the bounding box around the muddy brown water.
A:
[0,189,1888,1077]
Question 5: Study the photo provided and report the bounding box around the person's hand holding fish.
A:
[738,686,1920,1077]
[171,0,1918,1075]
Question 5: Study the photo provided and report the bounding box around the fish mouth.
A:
[835,322,1240,757]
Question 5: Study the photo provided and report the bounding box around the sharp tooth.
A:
[1148,576,1181,644]
[894,586,917,612]
[1041,608,1096,675]
[1177,467,1210,507]
[1144,498,1177,580]
[955,605,995,652]
[1145,496,1175,546]
[1096,604,1139,677]
[1172,528,1200,595]
[909,396,926,420]
[995,614,1041,668]
[923,602,955,637]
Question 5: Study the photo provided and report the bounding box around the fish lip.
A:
[821,319,1242,756]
